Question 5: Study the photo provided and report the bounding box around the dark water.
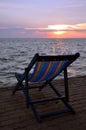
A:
[0,38,86,87]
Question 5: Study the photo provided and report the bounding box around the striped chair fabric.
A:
[29,60,68,82]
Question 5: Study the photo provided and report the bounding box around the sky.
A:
[0,0,86,38]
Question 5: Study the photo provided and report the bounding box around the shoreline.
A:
[0,74,86,89]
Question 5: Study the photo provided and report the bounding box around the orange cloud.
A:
[24,27,48,30]
[47,23,86,38]
[48,23,86,31]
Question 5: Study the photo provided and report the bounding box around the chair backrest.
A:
[28,53,80,82]
[29,60,68,82]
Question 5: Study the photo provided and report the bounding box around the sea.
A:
[0,38,86,88]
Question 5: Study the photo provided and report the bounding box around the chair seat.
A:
[15,72,32,81]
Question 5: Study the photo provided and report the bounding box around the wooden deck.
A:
[0,76,86,130]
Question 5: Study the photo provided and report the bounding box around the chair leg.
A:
[64,68,69,102]
[12,82,19,95]
[22,85,30,108]
[23,82,41,122]
[48,81,75,113]
[30,103,41,122]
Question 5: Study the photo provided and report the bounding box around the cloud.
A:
[24,23,86,32]
[48,23,86,32]
[0,22,86,38]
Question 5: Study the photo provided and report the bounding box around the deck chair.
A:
[13,52,80,122]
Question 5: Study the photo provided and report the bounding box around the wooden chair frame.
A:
[13,53,80,122]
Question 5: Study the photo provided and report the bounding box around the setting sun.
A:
[54,31,65,35]
[46,23,86,38]
[47,25,69,37]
